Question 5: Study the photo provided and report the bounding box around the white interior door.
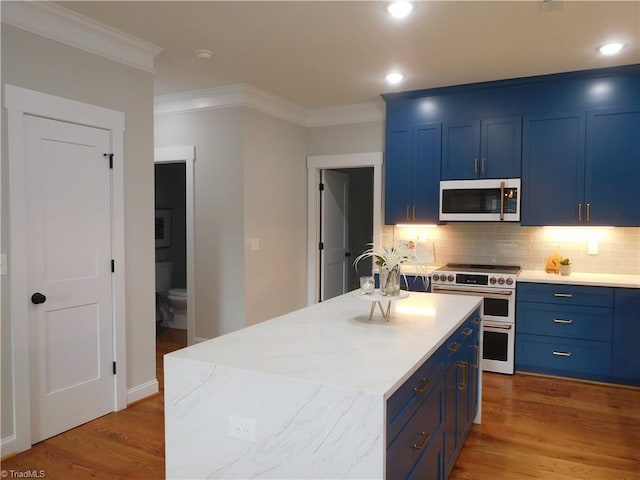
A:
[25,115,115,443]
[321,170,349,301]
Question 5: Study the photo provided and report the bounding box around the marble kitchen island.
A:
[164,291,483,479]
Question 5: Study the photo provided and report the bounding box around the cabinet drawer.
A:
[517,302,613,341]
[517,282,613,308]
[387,346,444,444]
[387,381,444,480]
[516,334,611,375]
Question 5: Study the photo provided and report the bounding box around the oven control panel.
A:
[432,271,517,289]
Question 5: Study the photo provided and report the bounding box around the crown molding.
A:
[305,102,385,127]
[1,2,162,73]
[155,85,385,127]
[155,84,308,125]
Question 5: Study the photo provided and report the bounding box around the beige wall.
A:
[155,108,245,338]
[154,107,307,336]
[306,121,384,156]
[244,109,307,325]
[1,25,156,439]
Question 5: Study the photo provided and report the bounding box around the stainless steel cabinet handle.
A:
[481,158,486,174]
[457,361,468,390]
[406,205,411,221]
[553,318,573,324]
[553,293,573,298]
[552,351,571,357]
[474,158,479,174]
[412,205,416,220]
[586,203,591,222]
[578,203,582,222]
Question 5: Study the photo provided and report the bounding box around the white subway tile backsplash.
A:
[385,224,640,275]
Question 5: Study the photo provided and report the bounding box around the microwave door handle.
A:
[484,322,512,330]
[500,181,505,221]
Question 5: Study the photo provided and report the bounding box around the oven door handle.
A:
[432,286,513,296]
[484,322,513,330]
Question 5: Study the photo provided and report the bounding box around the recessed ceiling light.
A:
[599,43,624,55]
[195,49,214,60]
[386,72,405,85]
[387,1,413,19]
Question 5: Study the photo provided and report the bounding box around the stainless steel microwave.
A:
[439,178,521,222]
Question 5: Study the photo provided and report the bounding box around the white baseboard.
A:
[193,336,210,344]
[126,379,159,405]
[0,433,17,459]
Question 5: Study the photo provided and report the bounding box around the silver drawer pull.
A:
[552,351,571,357]
[553,293,573,298]
[412,431,430,450]
[553,318,573,324]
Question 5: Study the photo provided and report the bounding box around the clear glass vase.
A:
[379,265,401,296]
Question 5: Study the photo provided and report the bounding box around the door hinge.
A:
[111,259,115,272]
[319,242,324,251]
[112,361,117,375]
[319,182,324,191]
[103,153,113,169]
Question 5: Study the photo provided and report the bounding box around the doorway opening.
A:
[307,153,383,305]
[154,146,195,346]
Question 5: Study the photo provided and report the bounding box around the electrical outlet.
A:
[228,416,256,442]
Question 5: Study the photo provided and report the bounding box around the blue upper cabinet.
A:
[442,117,521,180]
[585,106,640,226]
[522,106,640,226]
[385,123,441,224]
[521,112,585,226]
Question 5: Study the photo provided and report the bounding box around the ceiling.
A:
[56,1,639,109]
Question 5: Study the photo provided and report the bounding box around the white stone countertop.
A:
[518,270,640,289]
[167,291,482,399]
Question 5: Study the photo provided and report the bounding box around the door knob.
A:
[31,292,47,304]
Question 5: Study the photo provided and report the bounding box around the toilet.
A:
[155,261,188,329]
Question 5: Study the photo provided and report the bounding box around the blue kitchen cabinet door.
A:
[612,289,640,384]
[585,107,640,226]
[385,123,441,224]
[521,112,586,226]
[385,128,413,224]
[413,123,442,223]
[442,119,480,180]
[442,117,521,180]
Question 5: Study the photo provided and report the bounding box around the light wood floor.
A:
[2,329,638,479]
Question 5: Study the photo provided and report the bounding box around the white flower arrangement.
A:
[353,241,426,295]
[353,241,422,270]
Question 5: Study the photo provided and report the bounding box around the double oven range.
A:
[432,263,520,374]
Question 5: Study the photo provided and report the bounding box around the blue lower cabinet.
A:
[515,282,639,385]
[516,334,611,377]
[387,311,480,479]
[612,289,640,384]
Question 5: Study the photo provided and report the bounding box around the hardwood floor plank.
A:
[2,331,638,480]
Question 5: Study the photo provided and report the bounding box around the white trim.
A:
[154,146,197,347]
[306,153,383,305]
[1,2,162,73]
[193,336,210,344]
[155,84,385,127]
[154,84,308,125]
[306,102,385,127]
[0,434,17,459]
[126,379,160,405]
[4,84,127,453]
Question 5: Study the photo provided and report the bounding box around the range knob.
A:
[498,277,505,285]
[506,278,514,286]
[489,277,497,285]
[433,274,440,282]
[447,275,455,282]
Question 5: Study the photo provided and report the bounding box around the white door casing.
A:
[306,153,383,305]
[4,85,126,454]
[321,170,349,301]
[25,116,114,443]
